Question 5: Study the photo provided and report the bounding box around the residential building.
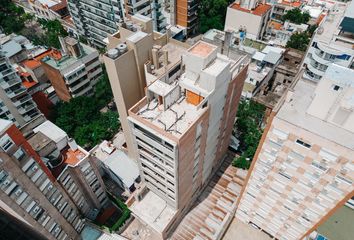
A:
[0,34,28,64]
[67,0,124,48]
[104,14,173,158]
[121,40,249,237]
[255,48,304,108]
[91,140,140,195]
[303,1,354,82]
[169,0,199,37]
[0,118,108,239]
[0,119,83,239]
[28,0,69,20]
[266,20,308,46]
[41,36,102,101]
[124,0,167,33]
[236,64,354,240]
[0,50,40,126]
[225,0,272,40]
[271,0,302,21]
[242,45,284,98]
[0,200,48,240]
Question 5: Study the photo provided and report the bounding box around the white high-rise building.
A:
[303,1,354,82]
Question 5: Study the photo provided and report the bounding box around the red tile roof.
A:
[230,3,272,16]
[23,59,41,69]
[22,80,38,89]
[280,1,302,7]
[269,21,283,30]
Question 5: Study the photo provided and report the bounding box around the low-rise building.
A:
[271,0,302,21]
[254,48,304,108]
[28,0,69,21]
[266,20,308,46]
[41,37,102,101]
[243,46,285,98]
[225,0,272,40]
[91,140,140,196]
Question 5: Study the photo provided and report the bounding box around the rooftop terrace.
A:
[229,3,272,16]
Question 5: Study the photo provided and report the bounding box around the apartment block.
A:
[28,0,69,21]
[0,118,108,240]
[41,37,102,101]
[225,0,272,40]
[104,14,173,158]
[67,0,124,48]
[125,0,167,33]
[236,64,354,240]
[169,0,199,37]
[0,51,40,126]
[124,41,248,236]
[303,1,354,82]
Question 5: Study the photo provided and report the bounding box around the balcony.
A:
[18,102,36,115]
[308,61,326,76]
[13,95,32,107]
[69,78,90,92]
[6,87,26,98]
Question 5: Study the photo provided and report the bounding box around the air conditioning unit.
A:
[54,227,61,233]
[47,184,53,191]
[32,165,38,171]
[33,206,40,213]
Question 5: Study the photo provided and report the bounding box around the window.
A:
[333,85,341,91]
[13,148,25,161]
[295,139,311,148]
[0,135,14,152]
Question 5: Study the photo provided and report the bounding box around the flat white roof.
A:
[33,120,67,144]
[324,64,354,87]
[262,46,284,55]
[104,150,139,188]
[253,51,266,61]
[0,119,12,135]
[130,190,177,233]
[37,0,58,8]
[148,80,175,97]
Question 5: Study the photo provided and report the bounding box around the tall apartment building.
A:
[169,0,199,37]
[0,118,107,240]
[125,0,167,33]
[225,0,272,40]
[104,14,172,158]
[235,64,354,240]
[303,1,354,82]
[0,51,40,126]
[41,36,102,101]
[127,40,249,208]
[67,0,124,48]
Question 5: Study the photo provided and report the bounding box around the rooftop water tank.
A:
[107,48,119,59]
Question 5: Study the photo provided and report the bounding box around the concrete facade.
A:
[124,41,249,237]
[0,118,108,240]
[236,65,354,240]
[303,1,354,82]
[67,0,124,48]
[225,1,272,40]
[41,37,102,101]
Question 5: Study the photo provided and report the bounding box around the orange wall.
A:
[186,90,204,106]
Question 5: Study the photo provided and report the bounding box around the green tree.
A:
[199,0,229,33]
[286,32,310,51]
[94,66,114,109]
[37,19,68,48]
[0,0,33,34]
[282,8,310,24]
[232,100,265,169]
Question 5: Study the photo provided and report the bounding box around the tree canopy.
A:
[233,100,265,169]
[286,32,310,51]
[27,19,68,49]
[0,0,33,34]
[199,0,230,33]
[52,69,118,149]
[282,8,311,24]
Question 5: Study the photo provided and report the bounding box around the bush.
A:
[233,156,251,170]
